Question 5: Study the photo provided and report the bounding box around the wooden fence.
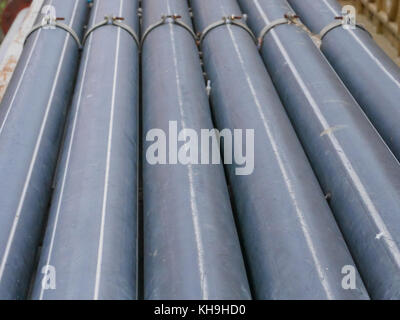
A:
[354,0,400,54]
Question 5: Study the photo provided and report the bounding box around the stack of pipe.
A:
[288,0,400,161]
[142,0,251,299]
[190,0,367,300]
[239,0,400,299]
[30,0,140,300]
[0,0,88,300]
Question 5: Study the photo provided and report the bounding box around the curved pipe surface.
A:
[30,0,139,300]
[239,0,400,299]
[142,0,251,300]
[191,0,368,300]
[288,0,400,162]
[0,0,88,299]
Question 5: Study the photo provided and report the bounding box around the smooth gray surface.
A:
[30,0,139,300]
[239,0,400,299]
[288,0,400,162]
[142,0,251,300]
[0,0,88,300]
[191,0,368,300]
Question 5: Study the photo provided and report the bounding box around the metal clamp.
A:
[82,15,140,47]
[198,15,257,46]
[257,13,300,49]
[25,17,82,49]
[318,18,371,41]
[140,14,198,49]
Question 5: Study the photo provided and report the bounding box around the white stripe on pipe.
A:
[322,0,400,88]
[165,0,208,300]
[232,0,335,299]
[93,0,124,300]
[256,0,400,272]
[0,0,80,284]
[0,0,49,137]
[38,0,100,301]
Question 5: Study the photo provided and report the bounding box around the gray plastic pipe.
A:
[288,0,400,162]
[30,0,139,300]
[190,0,368,300]
[0,0,88,300]
[142,0,251,300]
[239,0,400,299]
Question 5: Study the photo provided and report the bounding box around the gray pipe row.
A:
[288,0,400,163]
[190,0,368,300]
[142,0,251,299]
[239,0,400,299]
[0,0,399,300]
[30,0,139,300]
[0,0,88,299]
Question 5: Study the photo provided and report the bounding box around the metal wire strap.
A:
[140,14,198,49]
[257,13,305,49]
[25,18,82,49]
[199,15,257,46]
[82,16,140,47]
[319,20,371,41]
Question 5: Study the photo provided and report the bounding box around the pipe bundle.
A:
[191,0,367,300]
[31,0,140,300]
[142,0,251,300]
[288,0,400,162]
[239,0,400,299]
[0,0,88,299]
[0,0,399,300]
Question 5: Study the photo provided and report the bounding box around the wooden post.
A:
[388,0,399,21]
[377,0,384,33]
[356,0,364,14]
[396,0,400,54]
